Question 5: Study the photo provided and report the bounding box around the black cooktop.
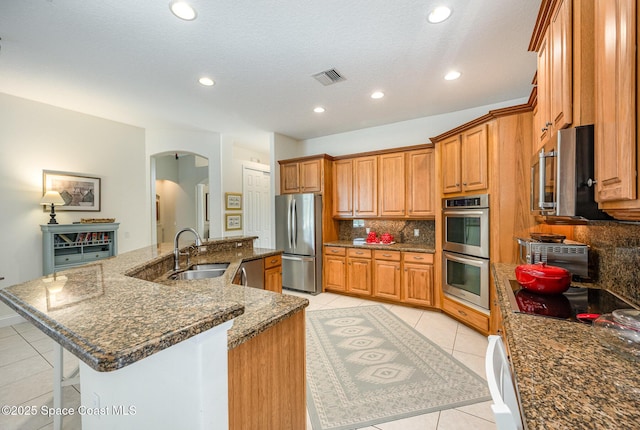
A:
[507,279,637,324]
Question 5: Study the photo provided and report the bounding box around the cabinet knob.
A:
[545,121,552,127]
[541,127,548,132]
[463,182,467,186]
[587,178,597,187]
[455,183,460,187]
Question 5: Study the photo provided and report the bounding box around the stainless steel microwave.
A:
[531,125,610,221]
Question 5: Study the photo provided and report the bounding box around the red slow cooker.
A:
[515,262,572,294]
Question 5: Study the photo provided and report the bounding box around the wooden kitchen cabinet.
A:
[535,0,573,147]
[279,155,328,194]
[332,159,354,217]
[406,148,435,218]
[323,246,347,292]
[372,250,401,301]
[229,310,306,430]
[378,153,405,217]
[264,254,282,293]
[441,124,488,194]
[401,252,434,307]
[346,248,372,296]
[354,156,378,217]
[442,296,490,334]
[594,0,637,207]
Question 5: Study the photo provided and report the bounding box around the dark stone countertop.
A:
[492,263,640,430]
[324,240,435,253]
[0,238,307,372]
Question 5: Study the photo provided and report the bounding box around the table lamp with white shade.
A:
[40,191,66,224]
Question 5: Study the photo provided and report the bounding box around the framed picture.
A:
[225,192,242,210]
[43,170,101,211]
[225,214,242,231]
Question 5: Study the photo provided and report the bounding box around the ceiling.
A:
[0,1,540,151]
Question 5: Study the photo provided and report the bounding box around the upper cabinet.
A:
[530,0,596,151]
[331,145,435,219]
[440,124,488,194]
[406,148,435,217]
[593,0,639,219]
[279,155,331,194]
[535,0,572,147]
[378,152,406,217]
[354,156,378,217]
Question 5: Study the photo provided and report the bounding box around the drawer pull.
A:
[331,249,340,253]
[356,251,364,255]
[412,256,424,260]
[457,310,467,317]
[382,253,392,257]
[270,258,278,264]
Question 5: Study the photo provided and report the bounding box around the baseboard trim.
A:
[0,313,26,328]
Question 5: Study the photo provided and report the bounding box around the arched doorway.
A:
[152,152,209,244]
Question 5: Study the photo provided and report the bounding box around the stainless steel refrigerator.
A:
[275,193,322,294]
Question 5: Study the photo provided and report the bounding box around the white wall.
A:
[0,93,148,323]
[300,98,529,155]
[220,136,270,238]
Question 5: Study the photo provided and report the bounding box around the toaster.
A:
[517,237,589,278]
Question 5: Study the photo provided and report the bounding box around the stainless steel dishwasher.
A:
[237,258,265,289]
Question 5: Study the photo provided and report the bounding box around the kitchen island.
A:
[0,237,308,429]
[492,263,640,430]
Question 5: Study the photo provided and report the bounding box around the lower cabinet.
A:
[323,246,434,308]
[373,250,401,301]
[264,254,282,293]
[401,252,434,307]
[346,248,372,296]
[228,310,306,429]
[442,296,490,334]
[324,246,347,292]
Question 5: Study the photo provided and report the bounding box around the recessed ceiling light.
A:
[198,77,215,86]
[314,107,325,113]
[444,71,461,81]
[428,6,452,24]
[170,1,197,21]
[371,91,385,99]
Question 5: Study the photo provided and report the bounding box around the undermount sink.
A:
[169,263,230,281]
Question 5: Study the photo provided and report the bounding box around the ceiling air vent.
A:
[312,68,346,86]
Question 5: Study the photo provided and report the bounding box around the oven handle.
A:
[443,251,487,266]
[442,209,487,217]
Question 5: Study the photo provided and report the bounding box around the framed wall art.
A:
[225,192,242,210]
[43,170,101,211]
[225,214,242,231]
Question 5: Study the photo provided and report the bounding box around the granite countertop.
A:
[492,263,640,430]
[324,240,435,253]
[0,239,308,372]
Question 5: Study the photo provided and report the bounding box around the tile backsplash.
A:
[338,220,435,247]
[574,222,640,306]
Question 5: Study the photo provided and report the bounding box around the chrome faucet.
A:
[173,228,203,271]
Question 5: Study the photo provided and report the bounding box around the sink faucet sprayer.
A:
[173,228,203,271]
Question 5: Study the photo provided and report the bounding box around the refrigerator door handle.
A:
[292,199,297,249]
[287,199,293,249]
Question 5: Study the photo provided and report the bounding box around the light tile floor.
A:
[287,291,496,430]
[0,291,495,430]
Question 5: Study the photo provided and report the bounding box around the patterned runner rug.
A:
[306,305,490,430]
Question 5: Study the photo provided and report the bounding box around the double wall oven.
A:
[442,194,490,312]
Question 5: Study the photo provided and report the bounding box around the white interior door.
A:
[243,165,272,248]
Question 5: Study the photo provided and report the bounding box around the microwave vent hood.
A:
[531,125,612,223]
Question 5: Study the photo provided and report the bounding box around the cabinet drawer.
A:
[402,252,434,264]
[347,248,371,258]
[325,246,346,257]
[373,250,401,261]
[54,253,83,265]
[83,251,111,262]
[264,254,282,269]
[442,298,489,332]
